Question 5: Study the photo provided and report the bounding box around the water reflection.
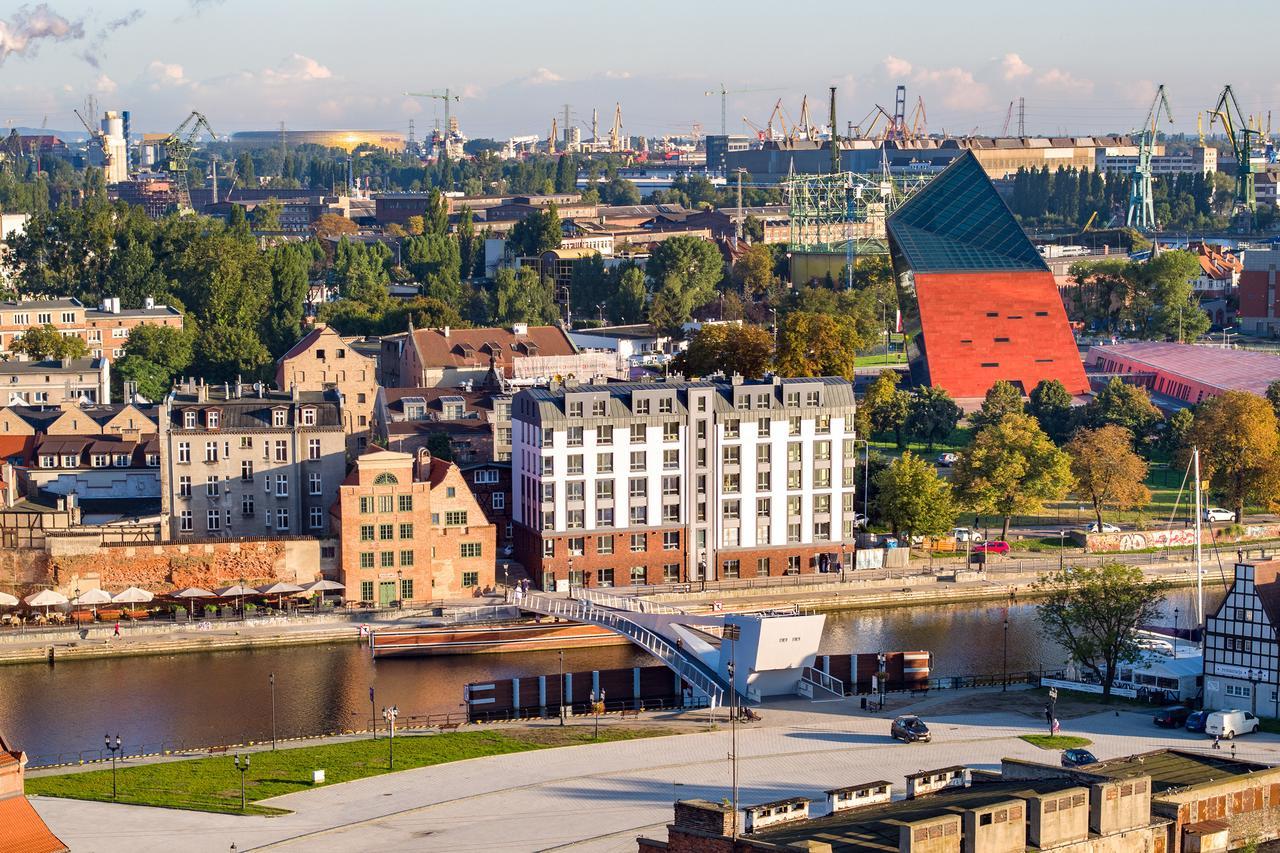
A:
[0,585,1223,761]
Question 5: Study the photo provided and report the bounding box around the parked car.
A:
[850,513,869,529]
[936,452,958,467]
[973,540,1010,555]
[1153,705,1192,728]
[1061,748,1097,768]
[1087,522,1121,533]
[949,527,983,543]
[1203,507,1237,523]
[1205,709,1261,739]
[890,715,931,743]
[1185,710,1209,733]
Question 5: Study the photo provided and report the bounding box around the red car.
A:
[973,540,1010,555]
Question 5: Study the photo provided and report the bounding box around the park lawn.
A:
[1019,734,1093,750]
[26,726,673,816]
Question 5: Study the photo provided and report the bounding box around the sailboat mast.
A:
[1193,446,1204,632]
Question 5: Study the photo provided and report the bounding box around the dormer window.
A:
[206,410,220,429]
[91,453,108,468]
[272,408,288,428]
[184,411,197,429]
[61,454,78,467]
[40,454,55,468]
[301,407,316,427]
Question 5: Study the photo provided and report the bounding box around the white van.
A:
[1205,709,1261,739]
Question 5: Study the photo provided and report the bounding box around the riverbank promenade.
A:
[32,687,1280,852]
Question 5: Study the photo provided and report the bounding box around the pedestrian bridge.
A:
[509,589,832,707]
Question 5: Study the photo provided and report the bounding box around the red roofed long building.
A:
[0,731,69,853]
[887,151,1089,399]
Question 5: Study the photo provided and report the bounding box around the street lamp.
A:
[723,623,741,840]
[238,575,246,618]
[592,689,605,740]
[233,753,250,812]
[396,569,403,608]
[1002,608,1010,692]
[104,733,121,800]
[269,672,277,750]
[1173,607,1180,657]
[382,705,398,769]
[559,649,566,727]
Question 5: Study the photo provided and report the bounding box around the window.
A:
[275,476,289,497]
[724,418,740,438]
[241,460,254,481]
[814,468,831,488]
[598,424,613,445]
[697,421,707,440]
[360,553,375,569]
[663,563,680,583]
[445,511,468,526]
[568,537,585,556]
[567,426,584,447]
[722,527,740,547]
[206,476,220,497]
[492,492,505,510]
[629,477,647,498]
[399,522,414,539]
[596,480,614,500]
[815,494,831,514]
[635,399,650,415]
[275,440,288,462]
[276,508,289,529]
[736,395,750,411]
[309,472,322,496]
[663,503,680,522]
[206,410,220,429]
[757,557,770,576]
[663,422,679,441]
[184,411,197,429]
[567,454,584,475]
[543,539,556,557]
[400,578,414,600]
[723,499,740,519]
[360,496,374,514]
[630,423,646,442]
[360,524,375,541]
[630,533,645,552]
[206,510,221,532]
[399,494,413,512]
[597,534,614,554]
[462,571,479,588]
[241,437,253,450]
[630,451,646,471]
[814,521,831,540]
[816,414,831,432]
[542,482,556,503]
[569,401,583,418]
[756,470,771,490]
[360,580,374,600]
[630,566,647,585]
[204,441,218,463]
[308,439,320,460]
[272,409,287,428]
[787,522,801,543]
[722,559,740,578]
[592,400,607,416]
[567,481,585,501]
[597,568,615,587]
[474,469,499,485]
[541,457,554,476]
[757,497,771,517]
[757,416,771,435]
[814,441,831,461]
[460,542,482,558]
[662,476,680,496]
[629,505,648,524]
[663,531,679,550]
[380,551,395,568]
[309,507,324,529]
[723,446,741,466]
[379,523,394,540]
[179,510,192,532]
[788,416,801,435]
[597,453,614,474]
[663,449,679,470]
[178,476,192,498]
[722,473,740,493]
[596,507,614,526]
[786,556,801,575]
[567,509,585,528]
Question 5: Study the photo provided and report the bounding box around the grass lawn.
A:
[26,726,673,816]
[1019,734,1093,750]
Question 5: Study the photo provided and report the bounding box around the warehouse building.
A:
[1085,341,1280,407]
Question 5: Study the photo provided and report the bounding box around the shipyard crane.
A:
[1126,84,1173,231]
[1001,101,1015,136]
[74,108,111,179]
[162,110,218,211]
[703,84,787,137]
[608,103,623,153]
[1209,84,1259,217]
[405,90,460,157]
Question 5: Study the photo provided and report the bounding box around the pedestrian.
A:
[1051,718,1061,735]
[1212,735,1221,750]
[113,621,120,637]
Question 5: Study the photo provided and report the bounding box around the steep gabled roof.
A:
[887,151,1048,274]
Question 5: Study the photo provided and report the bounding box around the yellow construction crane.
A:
[608,104,623,152]
[703,84,787,136]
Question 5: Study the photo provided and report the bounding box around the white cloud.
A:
[146,60,187,88]
[523,67,562,86]
[94,73,116,93]
[603,70,631,80]
[913,66,990,111]
[0,4,84,65]
[1001,53,1031,81]
[882,55,913,79]
[1036,68,1094,95]
[262,53,332,84]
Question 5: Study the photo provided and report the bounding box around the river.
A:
[0,586,1220,765]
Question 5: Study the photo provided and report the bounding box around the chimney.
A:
[144,296,155,310]
[442,326,451,338]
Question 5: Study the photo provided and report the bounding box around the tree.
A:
[1082,377,1161,445]
[863,370,909,449]
[493,266,559,326]
[872,451,958,538]
[731,244,778,299]
[606,266,647,324]
[508,205,563,257]
[115,323,193,400]
[426,431,454,462]
[971,380,1025,431]
[905,386,962,451]
[252,198,282,231]
[9,324,89,360]
[1027,379,1076,445]
[677,323,773,379]
[1186,390,1280,521]
[1267,380,1280,424]
[1035,563,1167,701]
[313,213,359,240]
[644,235,724,327]
[1067,426,1152,529]
[953,413,1073,540]
[774,312,872,381]
[264,244,309,356]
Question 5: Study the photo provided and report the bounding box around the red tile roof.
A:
[410,326,575,374]
[0,796,69,853]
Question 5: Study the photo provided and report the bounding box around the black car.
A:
[1185,710,1209,733]
[890,715,931,743]
[1153,705,1192,727]
[1061,748,1097,768]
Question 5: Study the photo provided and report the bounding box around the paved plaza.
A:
[34,690,1280,852]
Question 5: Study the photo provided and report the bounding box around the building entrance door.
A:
[378,581,397,607]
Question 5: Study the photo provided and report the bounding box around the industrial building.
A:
[887,151,1089,400]
[1238,247,1280,336]
[1084,341,1280,407]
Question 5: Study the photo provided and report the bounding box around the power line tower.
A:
[1126,84,1173,231]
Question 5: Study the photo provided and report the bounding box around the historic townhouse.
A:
[511,376,858,590]
[1204,560,1280,717]
[158,380,346,539]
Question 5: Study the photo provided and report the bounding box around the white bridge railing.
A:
[800,665,845,699]
[574,587,688,615]
[512,592,725,707]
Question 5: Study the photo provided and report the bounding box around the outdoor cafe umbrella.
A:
[257,581,304,609]
[23,589,68,615]
[216,584,256,614]
[112,587,154,605]
[71,588,113,616]
[299,579,345,606]
[0,592,18,607]
[170,587,217,619]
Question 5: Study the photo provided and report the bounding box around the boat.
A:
[369,621,627,658]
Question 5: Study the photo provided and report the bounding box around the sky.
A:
[1,0,1276,141]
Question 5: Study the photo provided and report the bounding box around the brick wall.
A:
[47,539,320,592]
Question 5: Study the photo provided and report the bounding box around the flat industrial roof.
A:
[1088,342,1280,397]
[1084,749,1267,794]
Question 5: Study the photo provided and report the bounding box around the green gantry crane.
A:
[1209,84,1258,217]
[1126,84,1173,231]
[162,110,218,212]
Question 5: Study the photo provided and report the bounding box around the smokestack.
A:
[829,86,839,175]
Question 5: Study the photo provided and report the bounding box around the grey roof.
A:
[0,358,102,375]
[86,305,182,319]
[168,388,342,430]
[0,298,82,310]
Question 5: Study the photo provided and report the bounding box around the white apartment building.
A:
[511,376,858,590]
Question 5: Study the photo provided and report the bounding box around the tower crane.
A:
[608,104,623,153]
[1126,84,1173,231]
[161,110,218,212]
[703,84,787,137]
[1209,85,1259,217]
[74,108,111,180]
[404,90,460,158]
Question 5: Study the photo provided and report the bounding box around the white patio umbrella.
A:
[112,587,154,605]
[299,579,345,607]
[0,592,18,607]
[257,581,304,609]
[72,588,113,617]
[24,589,68,615]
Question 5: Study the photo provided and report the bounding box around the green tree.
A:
[606,266,647,324]
[553,155,577,194]
[9,324,89,360]
[119,323,193,376]
[863,370,909,448]
[1027,379,1077,445]
[508,205,563,257]
[774,311,872,382]
[115,355,172,402]
[493,266,559,326]
[905,386,962,451]
[1186,390,1280,521]
[644,235,724,328]
[456,207,481,280]
[426,431,454,462]
[252,198,282,231]
[235,152,256,187]
[731,243,777,299]
[1066,425,1152,530]
[872,451,958,538]
[676,323,773,379]
[1035,563,1168,701]
[953,412,1073,540]
[264,244,310,356]
[970,380,1025,431]
[1082,377,1161,445]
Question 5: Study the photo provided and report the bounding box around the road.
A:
[32,687,1280,853]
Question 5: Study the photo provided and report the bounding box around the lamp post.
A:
[105,733,121,800]
[239,575,246,618]
[269,672,277,750]
[592,689,605,740]
[723,623,741,840]
[769,307,778,352]
[396,569,403,608]
[233,753,250,812]
[73,586,80,632]
[1173,607,1180,657]
[1248,670,1261,716]
[559,649,566,726]
[382,705,398,769]
[1002,609,1010,692]
[1058,529,1065,572]
[369,686,377,739]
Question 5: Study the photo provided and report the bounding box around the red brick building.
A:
[331,449,495,603]
[887,151,1089,400]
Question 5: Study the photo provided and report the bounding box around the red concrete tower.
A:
[887,152,1089,400]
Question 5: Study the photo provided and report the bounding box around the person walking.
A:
[1212,735,1221,750]
[113,621,120,637]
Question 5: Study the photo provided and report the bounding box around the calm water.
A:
[0,586,1222,763]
